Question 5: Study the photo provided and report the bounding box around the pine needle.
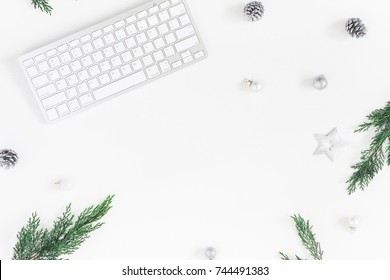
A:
[12,195,114,260]
[280,214,323,260]
[31,0,53,15]
[347,102,390,194]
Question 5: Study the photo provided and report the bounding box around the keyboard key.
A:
[154,38,165,48]
[169,3,186,17]
[57,104,70,116]
[111,56,122,67]
[49,56,61,68]
[159,60,171,73]
[160,1,170,9]
[136,32,148,44]
[103,25,114,33]
[137,10,148,19]
[126,15,136,23]
[104,33,116,45]
[103,46,115,58]
[27,66,39,77]
[77,83,89,94]
[99,73,111,85]
[158,23,169,34]
[121,51,133,62]
[110,69,122,80]
[46,49,57,57]
[100,61,111,72]
[67,75,78,86]
[68,99,81,111]
[66,87,78,98]
[181,50,191,58]
[194,51,205,59]
[132,47,144,58]
[115,29,127,40]
[69,39,80,47]
[38,61,50,72]
[81,56,93,67]
[149,5,159,14]
[147,28,159,39]
[23,59,35,67]
[114,42,126,53]
[172,60,183,68]
[46,108,59,121]
[125,37,137,48]
[92,29,103,37]
[48,69,60,80]
[58,44,69,52]
[93,38,105,49]
[60,52,72,63]
[37,84,56,98]
[179,14,190,25]
[81,34,92,42]
[82,43,94,54]
[165,33,176,44]
[164,46,175,57]
[88,78,100,89]
[121,64,132,75]
[59,65,71,76]
[71,47,83,59]
[78,70,90,81]
[79,93,95,107]
[169,19,180,30]
[147,15,159,26]
[176,25,195,39]
[93,71,147,101]
[92,51,104,62]
[132,60,143,71]
[142,55,154,66]
[183,55,193,63]
[126,24,137,36]
[143,42,154,53]
[56,79,68,90]
[153,50,164,61]
[172,0,182,4]
[137,20,148,31]
[115,20,126,28]
[174,35,199,52]
[158,11,170,22]
[89,65,101,76]
[32,74,49,88]
[146,65,160,78]
[42,92,67,109]
[35,54,46,62]
[70,60,82,71]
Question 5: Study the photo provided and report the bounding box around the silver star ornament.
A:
[313,128,340,161]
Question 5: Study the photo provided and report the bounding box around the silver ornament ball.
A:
[348,217,360,231]
[205,247,217,260]
[313,74,328,90]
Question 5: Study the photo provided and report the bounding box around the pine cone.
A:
[244,1,264,22]
[0,149,19,169]
[346,18,367,38]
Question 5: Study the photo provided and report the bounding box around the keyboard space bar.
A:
[93,71,147,101]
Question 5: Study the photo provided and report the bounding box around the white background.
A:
[1,0,390,260]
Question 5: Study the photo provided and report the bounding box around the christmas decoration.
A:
[243,1,264,22]
[313,74,328,90]
[347,102,390,194]
[31,0,53,15]
[348,217,360,231]
[243,78,262,92]
[346,18,367,38]
[205,247,217,260]
[280,214,323,260]
[12,195,114,260]
[313,128,340,161]
[0,149,19,169]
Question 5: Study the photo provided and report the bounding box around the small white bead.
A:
[313,74,328,90]
[250,81,262,92]
[205,247,217,260]
[348,217,359,231]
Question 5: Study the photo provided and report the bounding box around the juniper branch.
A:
[12,195,114,260]
[347,102,390,194]
[31,0,53,15]
[280,214,323,260]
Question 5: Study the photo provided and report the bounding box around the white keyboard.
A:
[19,0,207,122]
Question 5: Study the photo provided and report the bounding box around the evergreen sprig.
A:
[31,0,53,15]
[280,214,323,260]
[12,195,114,260]
[347,102,390,194]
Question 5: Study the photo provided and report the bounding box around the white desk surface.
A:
[1,0,390,259]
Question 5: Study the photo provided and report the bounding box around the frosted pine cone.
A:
[346,18,367,38]
[244,1,264,22]
[0,149,19,169]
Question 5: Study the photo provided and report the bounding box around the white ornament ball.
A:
[348,217,360,231]
[205,247,217,260]
[313,74,328,90]
[54,179,72,191]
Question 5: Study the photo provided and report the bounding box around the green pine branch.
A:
[12,195,114,260]
[31,0,53,15]
[280,214,323,260]
[347,102,390,194]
